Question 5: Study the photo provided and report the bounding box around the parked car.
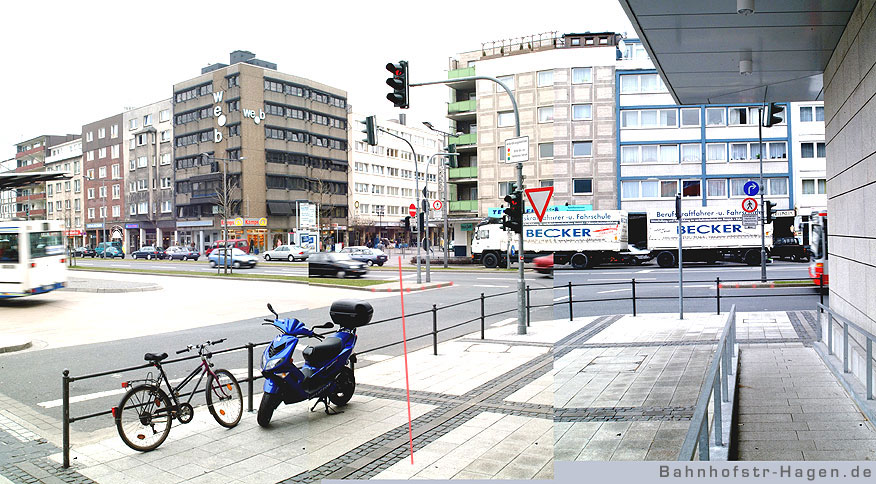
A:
[263,245,309,262]
[208,247,258,269]
[95,241,122,258]
[771,237,810,262]
[308,252,367,278]
[73,246,96,258]
[340,246,389,266]
[164,246,200,261]
[101,246,125,259]
[534,253,554,275]
[131,246,165,260]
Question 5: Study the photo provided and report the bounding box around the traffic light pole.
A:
[758,107,767,282]
[410,75,525,334]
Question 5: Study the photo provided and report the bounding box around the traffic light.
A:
[385,61,409,109]
[764,200,777,224]
[763,102,785,127]
[502,192,523,233]
[404,216,411,231]
[447,143,458,168]
[360,115,377,146]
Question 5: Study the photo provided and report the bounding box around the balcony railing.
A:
[449,167,477,179]
[450,200,477,212]
[448,99,476,114]
[449,133,477,146]
[448,67,475,79]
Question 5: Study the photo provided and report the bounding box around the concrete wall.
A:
[823,0,876,334]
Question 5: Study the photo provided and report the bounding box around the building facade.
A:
[446,32,622,255]
[123,99,174,249]
[82,114,125,247]
[0,158,15,220]
[348,114,443,246]
[172,51,349,253]
[44,138,85,246]
[14,135,78,219]
[789,101,826,244]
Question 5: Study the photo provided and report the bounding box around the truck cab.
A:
[471,219,510,268]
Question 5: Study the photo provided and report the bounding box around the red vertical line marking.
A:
[398,256,414,463]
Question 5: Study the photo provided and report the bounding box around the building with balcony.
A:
[446,32,623,255]
[172,50,349,253]
[45,138,85,246]
[617,40,794,244]
[123,99,174,249]
[348,114,442,247]
[0,158,15,220]
[790,101,826,244]
[13,134,78,219]
[82,114,125,247]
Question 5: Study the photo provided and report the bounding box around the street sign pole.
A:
[676,194,683,320]
[758,106,767,282]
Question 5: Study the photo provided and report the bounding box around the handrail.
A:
[678,305,737,460]
[817,303,874,402]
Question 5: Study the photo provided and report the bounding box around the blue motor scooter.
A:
[257,299,372,427]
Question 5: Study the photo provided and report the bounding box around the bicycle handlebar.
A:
[175,338,226,355]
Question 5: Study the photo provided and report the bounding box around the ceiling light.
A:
[739,59,753,76]
[737,0,754,15]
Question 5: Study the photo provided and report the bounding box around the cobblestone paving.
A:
[0,427,94,484]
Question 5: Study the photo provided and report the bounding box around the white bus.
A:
[0,220,67,298]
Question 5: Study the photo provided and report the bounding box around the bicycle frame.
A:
[150,350,222,411]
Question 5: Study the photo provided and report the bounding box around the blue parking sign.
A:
[743,181,759,196]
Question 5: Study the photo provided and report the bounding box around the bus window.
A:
[0,234,19,263]
[29,231,64,258]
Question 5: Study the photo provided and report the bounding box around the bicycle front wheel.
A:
[206,369,243,428]
[115,385,173,452]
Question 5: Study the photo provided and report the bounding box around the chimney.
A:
[398,114,407,126]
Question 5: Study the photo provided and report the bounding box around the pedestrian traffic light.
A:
[385,61,409,109]
[360,115,377,146]
[764,200,777,224]
[763,103,785,127]
[502,192,523,233]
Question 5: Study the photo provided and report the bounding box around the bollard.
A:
[631,278,637,317]
[716,277,721,315]
[526,285,531,327]
[62,369,70,468]
[568,281,573,321]
[819,275,824,313]
[432,304,438,355]
[247,343,254,412]
[480,293,485,340]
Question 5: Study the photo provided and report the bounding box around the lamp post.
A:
[200,153,244,275]
[422,122,462,269]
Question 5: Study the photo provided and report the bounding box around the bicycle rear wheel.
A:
[115,385,173,452]
[206,369,243,428]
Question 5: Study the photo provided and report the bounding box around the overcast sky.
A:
[0,0,633,157]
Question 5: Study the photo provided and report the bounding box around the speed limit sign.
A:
[432,200,443,211]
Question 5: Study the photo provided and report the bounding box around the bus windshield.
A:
[29,231,65,258]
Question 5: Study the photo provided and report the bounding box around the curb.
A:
[368,281,454,293]
[718,282,816,289]
[62,284,163,293]
[0,337,32,354]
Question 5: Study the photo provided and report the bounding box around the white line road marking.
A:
[596,288,629,294]
[359,354,393,362]
[636,269,655,273]
[38,368,249,409]
[473,284,508,288]
[476,277,515,281]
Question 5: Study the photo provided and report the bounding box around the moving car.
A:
[102,246,125,259]
[131,246,165,260]
[208,247,258,269]
[263,245,309,262]
[340,246,388,266]
[73,246,96,258]
[771,237,810,262]
[164,246,200,261]
[534,253,554,275]
[307,252,367,278]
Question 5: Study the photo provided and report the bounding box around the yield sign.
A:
[525,187,554,222]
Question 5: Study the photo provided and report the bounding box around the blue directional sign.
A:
[743,181,760,196]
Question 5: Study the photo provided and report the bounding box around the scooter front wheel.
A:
[328,366,355,406]
[257,392,282,427]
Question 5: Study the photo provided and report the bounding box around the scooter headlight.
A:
[264,357,284,371]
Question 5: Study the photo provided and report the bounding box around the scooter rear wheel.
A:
[328,366,355,406]
[257,392,282,427]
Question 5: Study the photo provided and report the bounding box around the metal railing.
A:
[678,305,738,460]
[818,303,875,402]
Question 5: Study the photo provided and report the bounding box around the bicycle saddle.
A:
[144,352,168,362]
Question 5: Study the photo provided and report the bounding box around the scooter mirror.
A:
[315,322,334,329]
[267,303,278,318]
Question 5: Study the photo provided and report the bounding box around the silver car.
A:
[340,246,389,266]
[263,245,309,262]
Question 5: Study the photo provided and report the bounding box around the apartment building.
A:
[446,32,622,255]
[44,138,84,246]
[790,101,826,244]
[0,158,15,220]
[13,134,78,219]
[82,114,125,246]
[172,51,349,252]
[616,39,794,243]
[123,99,174,249]
[348,114,442,246]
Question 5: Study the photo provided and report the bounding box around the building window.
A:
[99,206,106,218]
[98,166,107,178]
[137,156,147,168]
[98,127,106,139]
[74,179,81,193]
[730,143,748,161]
[540,180,553,188]
[706,143,726,162]
[768,142,787,159]
[537,107,554,123]
[159,109,170,122]
[497,75,514,91]
[99,186,107,198]
[538,143,553,159]
[161,130,171,142]
[661,180,678,198]
[728,107,751,125]
[682,180,701,197]
[88,208,94,219]
[681,144,701,162]
[137,134,147,146]
[730,178,753,197]
[144,114,153,126]
[572,178,592,194]
[572,104,592,121]
[98,147,106,158]
[571,67,592,84]
[110,144,119,159]
[160,153,171,165]
[801,142,826,158]
[619,73,666,93]
[768,177,789,196]
[706,108,725,126]
[86,150,94,161]
[111,164,119,179]
[87,188,94,199]
[707,179,727,198]
[112,184,120,199]
[497,111,515,127]
[800,106,824,122]
[572,141,592,157]
[537,70,553,87]
[86,131,93,142]
[680,108,700,127]
[129,118,138,130]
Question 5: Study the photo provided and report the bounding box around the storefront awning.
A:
[267,202,294,215]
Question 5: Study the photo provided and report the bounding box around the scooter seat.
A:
[303,337,343,366]
[144,352,168,362]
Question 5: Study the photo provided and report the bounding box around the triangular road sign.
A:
[525,187,554,222]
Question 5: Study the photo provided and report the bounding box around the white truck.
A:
[647,204,772,267]
[471,210,645,269]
